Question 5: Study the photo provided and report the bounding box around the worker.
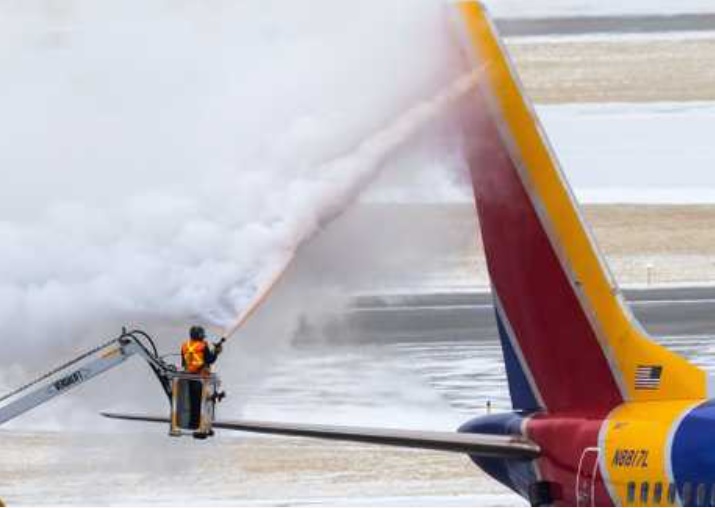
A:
[181,326,222,375]
[180,326,224,434]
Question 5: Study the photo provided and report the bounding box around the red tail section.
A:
[461,90,623,413]
[454,1,708,414]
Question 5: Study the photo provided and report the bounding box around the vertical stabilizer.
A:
[454,1,708,413]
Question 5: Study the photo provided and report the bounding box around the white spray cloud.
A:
[0,0,469,378]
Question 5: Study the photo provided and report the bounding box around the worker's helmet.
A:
[190,326,206,340]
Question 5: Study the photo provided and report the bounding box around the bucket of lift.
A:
[168,371,223,439]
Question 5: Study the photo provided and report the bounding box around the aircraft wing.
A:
[102,412,540,459]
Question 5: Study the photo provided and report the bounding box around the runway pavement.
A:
[340,286,715,343]
[275,285,715,416]
[497,14,715,37]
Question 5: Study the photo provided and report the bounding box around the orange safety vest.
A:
[181,339,208,374]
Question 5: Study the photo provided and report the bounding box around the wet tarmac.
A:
[325,286,715,344]
[2,285,715,505]
[498,14,715,37]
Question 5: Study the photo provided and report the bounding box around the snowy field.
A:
[0,430,522,507]
[369,102,715,205]
[540,103,715,203]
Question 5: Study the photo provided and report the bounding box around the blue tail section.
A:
[493,296,542,411]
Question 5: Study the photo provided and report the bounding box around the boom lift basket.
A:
[169,371,221,438]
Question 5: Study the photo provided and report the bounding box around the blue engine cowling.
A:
[459,412,539,500]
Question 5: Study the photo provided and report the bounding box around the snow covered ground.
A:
[0,429,522,507]
[370,102,715,205]
[540,102,715,203]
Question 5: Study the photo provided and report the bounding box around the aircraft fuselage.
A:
[463,401,715,506]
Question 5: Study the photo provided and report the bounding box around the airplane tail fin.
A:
[453,1,709,413]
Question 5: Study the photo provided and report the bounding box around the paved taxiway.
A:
[498,14,715,37]
[344,286,715,343]
[282,285,715,416]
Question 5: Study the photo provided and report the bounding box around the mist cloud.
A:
[0,0,467,367]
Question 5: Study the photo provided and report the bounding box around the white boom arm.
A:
[0,330,174,426]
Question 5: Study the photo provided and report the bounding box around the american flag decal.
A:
[635,365,663,390]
